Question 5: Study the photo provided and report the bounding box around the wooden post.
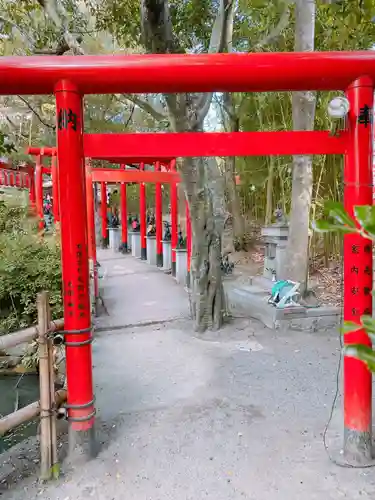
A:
[37,291,53,480]
[47,313,58,477]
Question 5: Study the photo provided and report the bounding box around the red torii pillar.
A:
[55,80,95,456]
[100,181,108,248]
[170,159,178,276]
[155,161,163,267]
[343,77,373,461]
[51,155,60,223]
[86,162,99,306]
[35,156,44,232]
[140,162,147,260]
[120,178,128,253]
[27,166,36,214]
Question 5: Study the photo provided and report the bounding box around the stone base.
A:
[344,427,373,465]
[67,425,98,466]
[108,228,121,252]
[162,241,172,271]
[131,233,141,258]
[156,253,163,268]
[223,277,341,333]
[175,249,188,285]
[100,236,109,249]
[119,242,128,254]
[127,229,132,250]
[146,236,157,265]
[186,270,191,289]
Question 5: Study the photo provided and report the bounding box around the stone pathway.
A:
[1,251,375,499]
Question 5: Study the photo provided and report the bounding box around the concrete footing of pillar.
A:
[175,249,188,285]
[146,236,157,265]
[131,232,141,258]
[162,240,172,271]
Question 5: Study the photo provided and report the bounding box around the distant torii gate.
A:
[27,146,183,273]
[1,52,373,463]
[0,163,34,207]
[27,147,59,229]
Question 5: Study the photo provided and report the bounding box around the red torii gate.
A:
[90,159,180,269]
[27,146,182,272]
[1,52,373,463]
[0,163,34,206]
[27,147,59,228]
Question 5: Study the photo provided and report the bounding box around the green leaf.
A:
[360,315,375,334]
[341,320,361,335]
[325,201,356,227]
[344,344,375,372]
[354,206,375,236]
[312,220,357,234]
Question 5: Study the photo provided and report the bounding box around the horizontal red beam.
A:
[0,52,375,95]
[106,158,174,165]
[85,131,347,158]
[91,169,180,183]
[27,145,173,165]
[27,147,56,156]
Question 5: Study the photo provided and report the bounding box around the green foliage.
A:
[314,200,375,371]
[0,131,15,157]
[0,201,62,334]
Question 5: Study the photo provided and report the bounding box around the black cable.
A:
[322,247,375,468]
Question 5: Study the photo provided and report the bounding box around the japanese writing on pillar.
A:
[357,105,372,127]
[350,242,372,317]
[76,244,86,318]
[58,108,78,131]
[65,280,74,318]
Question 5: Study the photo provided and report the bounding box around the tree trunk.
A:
[222,92,246,250]
[284,0,316,291]
[179,156,226,332]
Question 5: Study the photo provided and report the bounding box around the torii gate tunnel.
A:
[2,52,374,461]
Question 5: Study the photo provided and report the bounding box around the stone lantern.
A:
[261,208,289,281]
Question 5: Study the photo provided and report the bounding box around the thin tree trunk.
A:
[284,0,316,291]
[222,92,246,249]
[265,157,275,226]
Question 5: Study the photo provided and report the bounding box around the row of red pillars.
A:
[98,160,191,277]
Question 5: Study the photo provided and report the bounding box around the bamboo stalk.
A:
[37,291,52,481]
[0,389,66,436]
[0,318,64,352]
[47,311,59,478]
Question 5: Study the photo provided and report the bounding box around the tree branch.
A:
[36,0,85,55]
[0,15,36,48]
[4,116,29,139]
[118,94,168,122]
[34,35,83,55]
[16,96,55,130]
[254,1,291,49]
